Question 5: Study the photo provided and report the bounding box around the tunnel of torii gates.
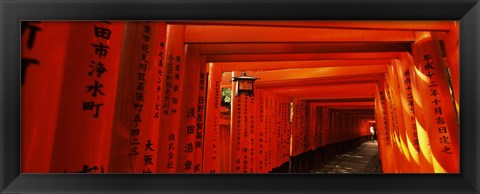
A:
[21,21,460,174]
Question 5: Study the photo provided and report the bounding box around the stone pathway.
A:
[312,141,383,174]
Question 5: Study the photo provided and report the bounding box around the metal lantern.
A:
[232,72,258,97]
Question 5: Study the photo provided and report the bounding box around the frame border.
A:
[1,0,479,193]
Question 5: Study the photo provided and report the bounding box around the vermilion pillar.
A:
[156,24,186,173]
[411,31,459,173]
[376,81,397,173]
[49,21,124,173]
[393,58,422,172]
[404,52,435,173]
[194,56,208,173]
[255,89,267,172]
[108,21,165,173]
[21,22,71,173]
[203,63,222,173]
[176,44,205,173]
[387,63,412,172]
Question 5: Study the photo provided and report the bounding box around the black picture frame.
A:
[1,0,479,193]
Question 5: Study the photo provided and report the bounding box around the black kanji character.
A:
[137,82,145,91]
[144,154,154,165]
[88,61,108,77]
[184,160,192,171]
[141,44,149,53]
[184,143,193,153]
[143,25,151,33]
[186,126,194,135]
[186,107,195,118]
[426,72,434,78]
[167,161,173,169]
[131,128,140,136]
[74,164,98,173]
[436,116,445,124]
[169,133,175,141]
[91,42,109,58]
[439,135,451,144]
[441,146,453,154]
[168,142,175,151]
[94,26,111,40]
[21,21,41,49]
[438,126,447,133]
[136,92,144,102]
[133,113,142,122]
[138,73,146,82]
[21,58,39,85]
[423,54,432,62]
[143,167,152,173]
[83,101,104,118]
[194,164,200,172]
[138,63,147,72]
[168,152,175,159]
[424,62,435,71]
[142,33,150,42]
[145,139,154,151]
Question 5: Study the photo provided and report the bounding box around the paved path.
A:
[312,141,383,174]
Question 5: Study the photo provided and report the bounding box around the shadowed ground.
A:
[312,141,382,174]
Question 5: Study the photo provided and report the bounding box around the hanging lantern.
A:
[232,72,258,97]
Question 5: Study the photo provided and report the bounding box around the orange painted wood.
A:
[219,59,390,72]
[376,81,397,173]
[21,21,71,173]
[404,52,435,173]
[411,32,459,173]
[48,21,124,173]
[156,24,186,173]
[175,21,451,31]
[386,63,412,172]
[246,65,387,84]
[255,89,267,172]
[185,25,415,43]
[394,58,422,172]
[107,21,165,173]
[193,56,208,173]
[198,43,411,55]
[176,44,202,173]
[384,80,404,173]
[203,63,223,173]
[207,52,401,62]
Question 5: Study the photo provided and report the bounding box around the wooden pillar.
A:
[255,89,267,172]
[21,21,71,173]
[404,52,435,173]
[387,62,412,172]
[203,63,222,173]
[411,31,459,173]
[377,80,397,173]
[155,24,186,173]
[393,58,422,172]
[176,44,205,173]
[194,56,208,173]
[107,21,165,173]
[49,21,125,173]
